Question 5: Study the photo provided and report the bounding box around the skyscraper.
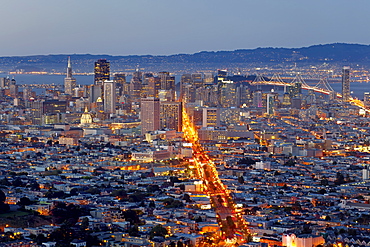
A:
[202,107,220,127]
[103,80,116,113]
[141,97,160,134]
[266,93,275,116]
[160,101,182,131]
[342,66,350,102]
[94,59,110,84]
[64,57,76,95]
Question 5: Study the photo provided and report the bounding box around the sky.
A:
[1,0,369,56]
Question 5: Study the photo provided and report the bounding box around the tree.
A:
[17,197,33,206]
[183,194,192,203]
[111,189,127,199]
[128,225,139,236]
[81,217,89,230]
[149,201,156,208]
[149,224,168,239]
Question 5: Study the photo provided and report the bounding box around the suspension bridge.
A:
[250,73,369,112]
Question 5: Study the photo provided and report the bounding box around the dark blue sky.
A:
[1,0,369,56]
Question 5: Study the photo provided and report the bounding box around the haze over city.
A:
[1,0,370,56]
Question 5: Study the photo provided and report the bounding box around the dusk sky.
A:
[1,0,369,56]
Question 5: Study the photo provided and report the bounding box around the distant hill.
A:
[0,43,369,73]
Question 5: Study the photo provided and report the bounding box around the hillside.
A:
[0,43,369,73]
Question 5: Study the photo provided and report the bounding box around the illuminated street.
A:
[182,109,250,246]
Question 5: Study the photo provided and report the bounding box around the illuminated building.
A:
[141,97,160,134]
[252,90,263,107]
[113,73,126,97]
[43,100,67,114]
[203,72,214,85]
[236,84,251,107]
[289,82,302,99]
[64,56,76,95]
[89,84,102,104]
[130,70,142,101]
[342,66,350,102]
[103,80,116,113]
[160,101,182,131]
[192,73,203,88]
[158,71,175,99]
[80,107,93,127]
[364,92,370,108]
[182,83,196,103]
[9,78,18,98]
[266,93,275,115]
[202,107,220,127]
[282,92,291,107]
[147,76,161,98]
[94,59,110,84]
[217,69,227,83]
[218,79,236,107]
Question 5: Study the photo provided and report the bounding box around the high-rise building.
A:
[218,80,236,107]
[202,107,220,127]
[266,93,275,116]
[94,59,110,84]
[252,90,263,107]
[9,78,18,98]
[342,66,350,102]
[103,80,116,113]
[364,92,370,108]
[160,101,182,131]
[141,97,160,134]
[158,72,175,99]
[89,84,102,103]
[64,57,77,95]
[192,73,203,88]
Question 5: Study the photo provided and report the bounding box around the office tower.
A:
[364,92,370,108]
[89,84,102,103]
[94,59,110,84]
[147,76,161,98]
[289,83,302,99]
[282,93,291,108]
[130,78,142,101]
[158,72,175,99]
[43,100,67,114]
[266,93,275,115]
[9,78,18,98]
[180,74,192,101]
[203,73,214,85]
[252,90,263,107]
[202,107,220,127]
[0,78,6,88]
[23,86,32,102]
[363,165,370,180]
[64,57,77,95]
[236,84,251,107]
[182,83,196,104]
[218,80,236,107]
[113,73,126,97]
[342,66,350,102]
[217,70,227,83]
[103,80,116,113]
[192,73,203,88]
[141,97,160,134]
[160,101,182,131]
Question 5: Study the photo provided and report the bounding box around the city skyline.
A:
[1,0,370,56]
